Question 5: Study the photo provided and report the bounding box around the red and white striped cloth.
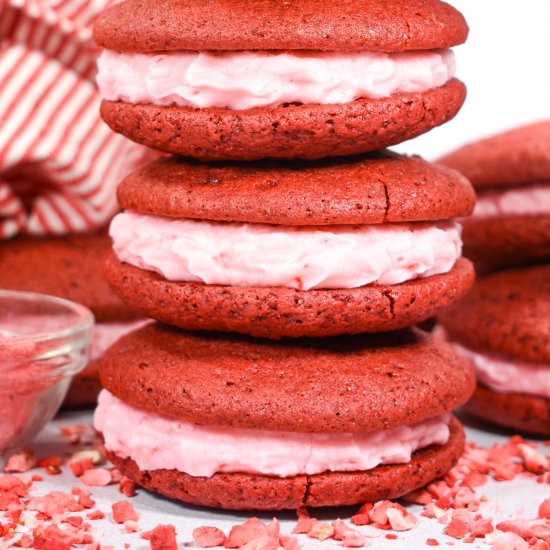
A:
[0,0,147,238]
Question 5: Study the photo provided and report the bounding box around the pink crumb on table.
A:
[112,500,138,523]
[193,526,227,547]
[342,530,367,547]
[3,449,37,472]
[149,524,178,550]
[80,467,112,486]
[225,518,271,548]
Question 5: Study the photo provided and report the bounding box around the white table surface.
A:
[15,410,548,549]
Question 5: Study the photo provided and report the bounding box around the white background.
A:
[394,0,550,160]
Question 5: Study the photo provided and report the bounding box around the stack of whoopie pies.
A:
[92,0,479,510]
[437,122,550,437]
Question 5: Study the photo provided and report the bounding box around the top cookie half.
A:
[95,0,468,161]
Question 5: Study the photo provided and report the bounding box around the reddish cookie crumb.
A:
[427,539,440,546]
[518,445,550,475]
[444,518,468,539]
[149,524,178,550]
[342,530,366,547]
[69,458,95,477]
[292,517,317,534]
[386,533,398,540]
[241,535,280,550]
[307,522,334,541]
[279,535,300,550]
[37,456,62,475]
[225,518,271,548]
[332,519,352,541]
[80,468,112,486]
[4,449,36,473]
[193,526,227,548]
[112,500,138,524]
[351,514,371,526]
[539,499,550,520]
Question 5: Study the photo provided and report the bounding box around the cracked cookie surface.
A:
[116,151,474,224]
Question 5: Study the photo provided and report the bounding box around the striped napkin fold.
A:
[0,0,147,238]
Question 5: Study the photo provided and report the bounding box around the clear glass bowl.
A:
[0,290,94,457]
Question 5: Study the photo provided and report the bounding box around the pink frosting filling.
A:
[94,390,451,478]
[97,49,455,110]
[473,184,550,218]
[438,328,550,399]
[110,212,462,290]
[91,320,150,361]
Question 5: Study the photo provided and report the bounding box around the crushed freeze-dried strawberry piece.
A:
[119,476,137,497]
[435,496,452,510]
[470,516,493,537]
[86,510,105,520]
[332,519,352,540]
[27,491,79,517]
[351,514,371,526]
[426,539,439,546]
[518,445,550,475]
[342,530,366,547]
[497,519,550,543]
[453,487,480,511]
[225,518,269,548]
[279,535,300,550]
[267,518,280,539]
[69,459,94,477]
[292,517,317,534]
[0,474,29,496]
[72,487,95,509]
[65,516,83,528]
[0,491,20,510]
[539,499,550,520]
[37,456,62,475]
[369,501,394,529]
[149,524,177,550]
[444,518,468,539]
[79,468,112,486]
[193,526,227,548]
[357,502,374,515]
[307,522,334,541]
[241,535,281,550]
[386,506,417,531]
[489,531,529,550]
[124,520,139,533]
[369,501,416,531]
[461,472,487,488]
[112,501,138,524]
[4,449,36,473]
[385,534,398,540]
[68,449,102,466]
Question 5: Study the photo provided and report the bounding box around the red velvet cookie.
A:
[95,0,467,160]
[0,232,142,408]
[106,153,475,338]
[438,265,550,437]
[438,121,550,271]
[96,324,474,509]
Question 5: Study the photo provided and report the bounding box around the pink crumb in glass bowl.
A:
[0,290,93,457]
